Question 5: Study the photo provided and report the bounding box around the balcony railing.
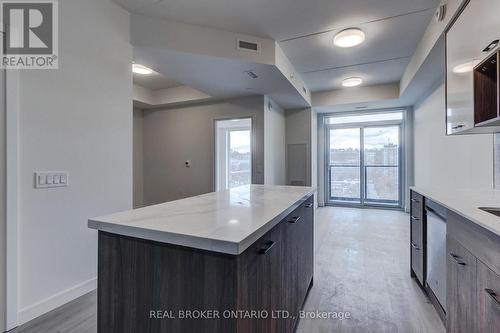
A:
[329,164,399,206]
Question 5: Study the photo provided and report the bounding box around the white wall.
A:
[0,69,6,331]
[264,96,286,185]
[133,109,144,208]
[142,96,265,205]
[414,83,494,190]
[16,0,132,324]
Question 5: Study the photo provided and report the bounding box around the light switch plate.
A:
[35,172,69,189]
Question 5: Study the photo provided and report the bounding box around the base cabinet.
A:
[446,236,478,333]
[98,195,314,333]
[410,190,425,286]
[281,199,314,332]
[237,223,283,333]
[477,261,500,333]
[447,211,500,333]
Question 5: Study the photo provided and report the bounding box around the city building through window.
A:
[325,111,404,207]
[215,118,252,191]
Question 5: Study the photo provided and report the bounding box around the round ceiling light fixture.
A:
[342,77,363,87]
[452,60,480,74]
[132,63,153,75]
[334,28,365,48]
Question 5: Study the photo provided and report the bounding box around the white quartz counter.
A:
[88,185,315,255]
[410,186,500,237]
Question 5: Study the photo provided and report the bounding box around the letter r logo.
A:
[2,1,53,54]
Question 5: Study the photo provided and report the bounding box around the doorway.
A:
[325,111,404,208]
[215,118,252,191]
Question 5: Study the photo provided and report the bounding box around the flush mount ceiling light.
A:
[342,77,363,87]
[132,63,153,75]
[334,28,365,48]
[452,60,480,74]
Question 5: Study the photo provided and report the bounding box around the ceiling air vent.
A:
[244,70,259,79]
[237,39,260,53]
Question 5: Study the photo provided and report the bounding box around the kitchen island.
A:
[88,185,315,333]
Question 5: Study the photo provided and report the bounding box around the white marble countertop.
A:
[410,186,500,236]
[88,185,315,255]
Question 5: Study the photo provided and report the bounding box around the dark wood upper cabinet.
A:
[446,0,500,135]
[474,52,500,126]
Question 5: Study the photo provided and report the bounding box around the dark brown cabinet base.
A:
[97,195,314,333]
[410,190,425,286]
[447,210,500,333]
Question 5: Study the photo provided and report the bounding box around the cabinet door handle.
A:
[483,39,499,52]
[411,216,420,221]
[258,241,276,255]
[449,253,466,266]
[452,124,465,130]
[485,289,500,307]
[411,243,420,250]
[304,203,313,208]
[411,198,420,203]
[288,216,301,224]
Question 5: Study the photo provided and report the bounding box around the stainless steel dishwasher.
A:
[426,199,447,312]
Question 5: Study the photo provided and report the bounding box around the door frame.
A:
[323,111,406,209]
[212,116,254,192]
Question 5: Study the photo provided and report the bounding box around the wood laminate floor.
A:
[8,207,445,333]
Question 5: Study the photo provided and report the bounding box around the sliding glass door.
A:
[329,128,362,203]
[363,126,400,205]
[326,112,403,207]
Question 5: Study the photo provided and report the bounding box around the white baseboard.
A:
[18,277,97,325]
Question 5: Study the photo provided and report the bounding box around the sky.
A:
[230,130,251,153]
[330,127,399,150]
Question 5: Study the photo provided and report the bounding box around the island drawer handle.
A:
[411,243,420,251]
[449,253,466,266]
[304,203,313,208]
[258,241,276,255]
[411,198,420,203]
[410,216,420,221]
[288,216,301,224]
[485,289,500,307]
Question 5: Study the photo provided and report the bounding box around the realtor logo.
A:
[1,0,58,68]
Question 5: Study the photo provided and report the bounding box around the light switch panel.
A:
[35,172,69,189]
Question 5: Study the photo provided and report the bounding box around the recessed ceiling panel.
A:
[280,9,433,74]
[304,57,410,92]
[132,0,439,41]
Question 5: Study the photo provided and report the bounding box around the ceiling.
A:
[115,0,439,41]
[134,47,310,108]
[117,0,440,97]
[133,70,181,90]
[282,8,435,92]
